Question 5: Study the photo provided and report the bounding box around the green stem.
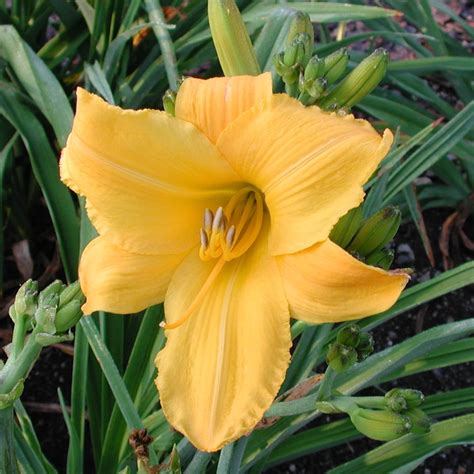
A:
[316,366,337,401]
[145,0,178,91]
[349,396,386,409]
[0,331,42,395]
[11,315,27,360]
[0,407,20,473]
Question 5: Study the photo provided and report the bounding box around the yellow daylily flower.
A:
[60,72,409,452]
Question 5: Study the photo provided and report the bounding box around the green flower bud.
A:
[406,408,431,434]
[306,77,327,99]
[13,279,38,321]
[326,342,358,373]
[304,56,324,82]
[34,296,58,335]
[163,89,176,116]
[347,206,401,257]
[350,408,412,441]
[385,392,407,413]
[274,52,299,85]
[55,300,83,333]
[320,48,389,110]
[337,324,361,348]
[365,248,395,270]
[208,0,260,76]
[357,332,374,361]
[385,388,424,412]
[284,33,312,70]
[286,11,314,49]
[323,48,349,84]
[38,280,64,306]
[58,281,83,308]
[330,205,364,249]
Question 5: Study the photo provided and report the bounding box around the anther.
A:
[212,207,225,232]
[225,225,236,249]
[200,228,209,249]
[203,208,213,232]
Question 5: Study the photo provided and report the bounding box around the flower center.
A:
[159,187,264,331]
[199,186,264,262]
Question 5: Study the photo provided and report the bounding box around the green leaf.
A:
[145,0,179,90]
[0,84,79,281]
[329,414,474,473]
[58,388,82,474]
[80,317,159,465]
[0,25,73,147]
[13,401,56,474]
[403,184,434,266]
[84,61,115,104]
[384,102,474,203]
[245,3,399,23]
[380,338,474,382]
[389,56,474,73]
[99,306,164,473]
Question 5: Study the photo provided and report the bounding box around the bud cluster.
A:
[330,205,402,270]
[326,324,374,373]
[317,387,430,442]
[273,13,389,111]
[353,388,429,441]
[9,279,84,337]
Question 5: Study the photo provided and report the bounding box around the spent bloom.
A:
[60,73,408,451]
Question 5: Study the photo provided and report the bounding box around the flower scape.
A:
[60,72,409,452]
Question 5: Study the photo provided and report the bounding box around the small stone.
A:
[396,243,415,265]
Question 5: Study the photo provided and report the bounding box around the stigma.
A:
[199,187,264,262]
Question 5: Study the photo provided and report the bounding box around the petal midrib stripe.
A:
[71,133,238,198]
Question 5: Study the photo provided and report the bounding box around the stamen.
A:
[203,208,213,233]
[159,257,226,330]
[200,228,209,249]
[225,225,236,248]
[212,207,225,232]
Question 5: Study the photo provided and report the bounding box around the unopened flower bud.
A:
[323,48,349,84]
[58,281,83,308]
[13,279,38,321]
[406,408,431,434]
[350,408,412,441]
[336,324,360,348]
[208,0,260,76]
[304,56,324,82]
[385,388,424,412]
[326,342,358,373]
[365,248,395,270]
[329,205,364,249]
[320,48,389,110]
[347,206,401,257]
[357,332,374,361]
[55,299,83,333]
[38,280,64,306]
[284,33,312,70]
[34,295,58,335]
[286,11,313,49]
[163,89,176,116]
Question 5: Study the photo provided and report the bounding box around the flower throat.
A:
[160,187,264,330]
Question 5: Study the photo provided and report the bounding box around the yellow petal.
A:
[175,73,272,144]
[79,236,186,314]
[156,226,291,451]
[217,95,393,255]
[61,88,241,255]
[277,239,409,323]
